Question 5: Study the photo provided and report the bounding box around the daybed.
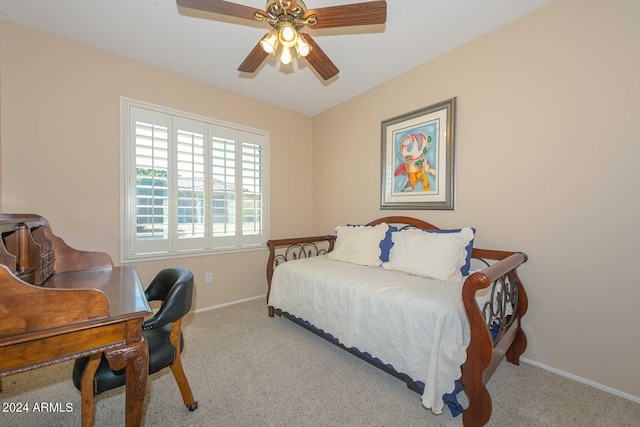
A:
[266,216,528,427]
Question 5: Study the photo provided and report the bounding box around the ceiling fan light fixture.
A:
[278,23,298,48]
[260,31,279,55]
[280,45,294,65]
[295,35,311,57]
[182,0,387,81]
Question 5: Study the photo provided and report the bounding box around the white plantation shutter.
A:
[210,124,238,249]
[175,117,206,252]
[240,132,265,246]
[122,99,268,261]
[130,107,171,255]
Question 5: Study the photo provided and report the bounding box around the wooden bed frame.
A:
[265,216,528,427]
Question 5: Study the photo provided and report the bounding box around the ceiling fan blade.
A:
[304,1,387,30]
[177,0,266,21]
[300,34,339,81]
[238,40,269,73]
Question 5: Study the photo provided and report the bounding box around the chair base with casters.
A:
[72,267,198,420]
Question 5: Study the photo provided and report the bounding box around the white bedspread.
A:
[268,255,471,414]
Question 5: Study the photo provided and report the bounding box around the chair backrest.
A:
[143,267,194,330]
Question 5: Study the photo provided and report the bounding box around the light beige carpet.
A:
[1,298,639,426]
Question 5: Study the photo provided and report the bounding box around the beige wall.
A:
[0,20,314,310]
[312,0,640,399]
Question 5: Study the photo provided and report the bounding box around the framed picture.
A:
[380,97,456,210]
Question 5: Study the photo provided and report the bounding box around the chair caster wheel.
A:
[187,401,198,411]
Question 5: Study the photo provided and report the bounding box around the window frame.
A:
[120,97,269,263]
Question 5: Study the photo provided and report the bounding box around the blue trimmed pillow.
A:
[420,228,476,276]
[329,223,389,266]
[379,227,475,275]
[383,227,476,281]
[347,223,397,263]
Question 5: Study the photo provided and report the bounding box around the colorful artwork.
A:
[380,97,456,210]
[392,121,439,194]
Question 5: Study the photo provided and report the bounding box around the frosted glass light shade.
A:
[295,36,311,57]
[280,46,293,65]
[260,32,279,55]
[278,23,298,48]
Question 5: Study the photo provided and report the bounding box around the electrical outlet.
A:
[205,272,213,283]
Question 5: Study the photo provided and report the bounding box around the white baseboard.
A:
[521,357,640,404]
[193,294,266,314]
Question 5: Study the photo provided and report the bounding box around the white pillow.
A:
[328,223,389,266]
[383,228,475,281]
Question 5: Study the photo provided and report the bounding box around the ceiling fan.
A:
[176,0,387,80]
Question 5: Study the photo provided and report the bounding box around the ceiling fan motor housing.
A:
[262,0,314,33]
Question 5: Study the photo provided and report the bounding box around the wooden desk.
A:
[0,214,152,427]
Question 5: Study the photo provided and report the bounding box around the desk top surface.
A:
[44,265,152,318]
[0,265,151,342]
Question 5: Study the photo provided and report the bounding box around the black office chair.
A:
[72,267,198,412]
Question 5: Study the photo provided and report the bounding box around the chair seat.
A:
[72,323,184,395]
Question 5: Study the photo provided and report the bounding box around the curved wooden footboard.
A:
[266,217,528,427]
[462,250,528,427]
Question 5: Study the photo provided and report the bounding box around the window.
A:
[121,98,268,261]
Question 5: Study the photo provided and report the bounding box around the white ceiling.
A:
[0,0,551,116]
